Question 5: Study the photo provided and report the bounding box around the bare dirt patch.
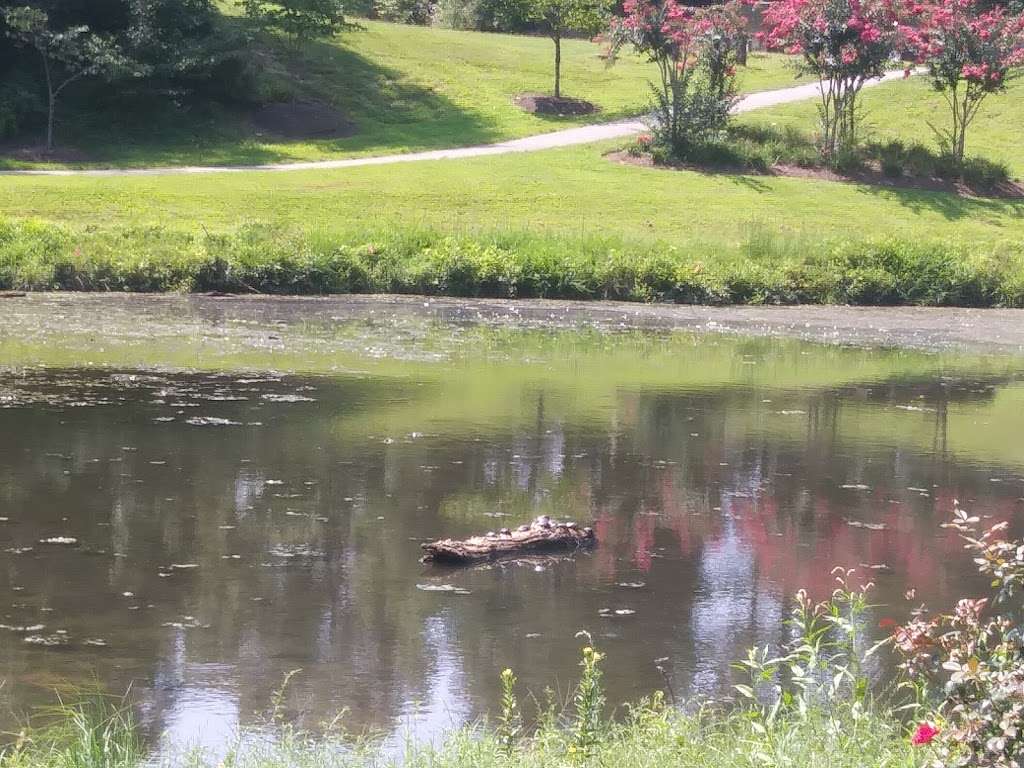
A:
[515,93,598,117]
[250,101,356,140]
[608,150,1024,199]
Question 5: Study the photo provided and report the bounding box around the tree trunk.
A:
[47,94,55,151]
[955,90,968,163]
[38,47,56,152]
[554,35,561,98]
[421,519,595,564]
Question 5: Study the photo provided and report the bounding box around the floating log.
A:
[421,516,596,564]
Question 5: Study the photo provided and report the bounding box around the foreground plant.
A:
[902,0,1024,163]
[892,503,1024,767]
[0,696,141,768]
[241,0,347,42]
[569,637,606,761]
[761,0,901,163]
[735,567,879,733]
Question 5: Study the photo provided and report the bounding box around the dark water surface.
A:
[1,296,1024,750]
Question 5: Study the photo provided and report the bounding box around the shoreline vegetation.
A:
[2,219,1023,306]
[0,692,922,768]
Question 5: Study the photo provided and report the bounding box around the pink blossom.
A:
[911,723,940,746]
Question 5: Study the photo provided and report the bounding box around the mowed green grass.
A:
[3,148,1021,252]
[5,69,1021,248]
[0,20,803,170]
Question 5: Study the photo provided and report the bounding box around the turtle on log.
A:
[421,516,596,564]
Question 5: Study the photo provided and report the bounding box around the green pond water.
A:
[0,295,1022,750]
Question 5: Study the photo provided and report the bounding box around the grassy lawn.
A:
[3,138,1021,247]
[0,20,803,170]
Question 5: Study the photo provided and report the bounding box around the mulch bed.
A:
[515,93,598,117]
[251,101,356,140]
[609,150,1024,200]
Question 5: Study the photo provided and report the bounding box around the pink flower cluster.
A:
[911,722,940,746]
[900,0,1024,92]
[615,0,745,63]
[760,0,901,77]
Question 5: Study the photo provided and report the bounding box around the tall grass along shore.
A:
[3,219,1024,307]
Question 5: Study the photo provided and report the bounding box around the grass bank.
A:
[0,19,802,170]
[3,219,1024,306]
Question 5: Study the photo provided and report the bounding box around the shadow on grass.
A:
[855,184,1024,222]
[0,20,506,169]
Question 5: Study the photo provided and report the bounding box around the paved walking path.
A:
[2,71,910,178]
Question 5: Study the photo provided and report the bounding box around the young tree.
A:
[902,0,1024,162]
[241,0,347,42]
[761,0,901,164]
[527,0,607,98]
[610,0,744,157]
[2,6,126,150]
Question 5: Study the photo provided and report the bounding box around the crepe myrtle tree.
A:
[526,0,609,98]
[241,0,347,42]
[610,0,745,158]
[2,6,128,151]
[761,0,901,164]
[902,0,1024,162]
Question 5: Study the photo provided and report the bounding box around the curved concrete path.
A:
[2,71,910,178]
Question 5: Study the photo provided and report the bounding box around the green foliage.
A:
[569,637,606,761]
[497,668,522,757]
[0,67,43,138]
[0,695,924,768]
[523,0,607,96]
[657,123,1014,190]
[736,568,878,728]
[2,5,130,148]
[893,505,1024,768]
[0,697,141,768]
[372,0,434,24]
[434,0,531,30]
[1,218,1023,307]
[0,0,238,148]
[862,139,1012,187]
[611,1,745,158]
[241,0,347,40]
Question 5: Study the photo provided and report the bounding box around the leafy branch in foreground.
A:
[891,503,1023,768]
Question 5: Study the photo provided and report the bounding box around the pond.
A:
[1,295,1023,752]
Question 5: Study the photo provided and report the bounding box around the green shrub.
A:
[372,0,434,24]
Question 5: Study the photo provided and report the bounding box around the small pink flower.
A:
[911,723,940,746]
